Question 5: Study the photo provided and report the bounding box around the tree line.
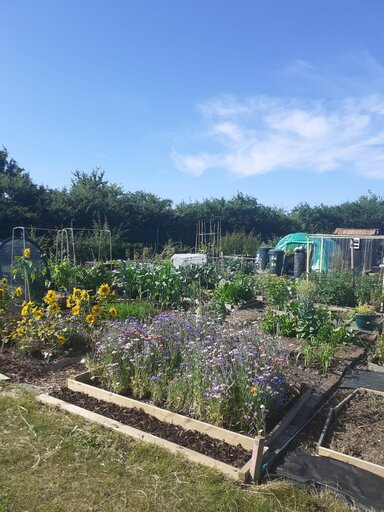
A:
[1,147,383,259]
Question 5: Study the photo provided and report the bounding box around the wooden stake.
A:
[249,435,265,483]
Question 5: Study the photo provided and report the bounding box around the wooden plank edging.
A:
[317,387,384,479]
[317,446,384,478]
[367,362,384,374]
[68,372,254,451]
[36,392,249,481]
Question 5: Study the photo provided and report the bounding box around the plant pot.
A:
[355,313,376,331]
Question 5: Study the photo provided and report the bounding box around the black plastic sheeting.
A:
[341,368,384,392]
[275,451,384,511]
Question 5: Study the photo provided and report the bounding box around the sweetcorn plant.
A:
[87,312,288,434]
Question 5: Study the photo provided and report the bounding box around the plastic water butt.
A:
[268,249,285,275]
[255,247,273,271]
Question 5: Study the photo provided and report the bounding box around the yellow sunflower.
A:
[32,307,43,319]
[48,302,60,314]
[81,290,90,301]
[91,304,102,316]
[56,335,65,344]
[21,302,32,316]
[66,297,73,309]
[109,306,117,319]
[72,288,82,300]
[44,290,57,304]
[14,286,23,298]
[85,314,95,325]
[23,248,31,259]
[97,283,111,297]
[71,304,80,316]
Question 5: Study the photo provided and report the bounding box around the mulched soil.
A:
[325,389,384,466]
[0,350,85,390]
[51,387,252,469]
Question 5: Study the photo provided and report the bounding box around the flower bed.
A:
[86,312,289,435]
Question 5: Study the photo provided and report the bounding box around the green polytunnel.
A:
[275,232,337,273]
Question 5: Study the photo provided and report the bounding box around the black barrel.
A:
[294,250,306,278]
[255,246,273,271]
[268,249,285,275]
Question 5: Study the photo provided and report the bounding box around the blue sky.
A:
[1,0,384,210]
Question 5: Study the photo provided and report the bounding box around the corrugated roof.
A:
[333,228,379,235]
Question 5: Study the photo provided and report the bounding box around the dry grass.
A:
[0,383,359,512]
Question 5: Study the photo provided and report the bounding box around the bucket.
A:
[268,249,285,275]
[255,247,273,271]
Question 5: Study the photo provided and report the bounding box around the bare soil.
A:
[325,389,384,466]
[51,387,252,468]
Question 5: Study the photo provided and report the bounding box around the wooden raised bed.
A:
[38,371,268,482]
[317,388,384,479]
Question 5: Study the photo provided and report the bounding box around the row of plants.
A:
[86,312,289,434]
[261,280,357,372]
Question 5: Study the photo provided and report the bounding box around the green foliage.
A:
[261,280,356,373]
[355,303,375,314]
[261,304,298,337]
[308,270,356,307]
[374,335,384,365]
[354,273,382,305]
[112,261,182,308]
[47,259,77,293]
[261,275,295,308]
[214,274,256,307]
[221,229,261,256]
[108,301,155,321]
[75,262,113,293]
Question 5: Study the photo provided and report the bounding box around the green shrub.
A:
[308,270,356,307]
[261,275,295,308]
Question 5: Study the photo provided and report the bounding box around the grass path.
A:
[0,383,357,512]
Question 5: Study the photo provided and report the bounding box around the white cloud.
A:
[172,93,384,179]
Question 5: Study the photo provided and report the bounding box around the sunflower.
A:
[66,297,73,309]
[56,335,65,344]
[48,302,60,314]
[85,314,95,325]
[21,301,33,316]
[72,288,82,300]
[14,287,23,298]
[97,283,111,297]
[91,304,102,316]
[71,304,80,316]
[44,290,57,304]
[23,248,31,259]
[81,290,90,301]
[32,307,43,319]
[109,306,117,319]
[250,387,257,394]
